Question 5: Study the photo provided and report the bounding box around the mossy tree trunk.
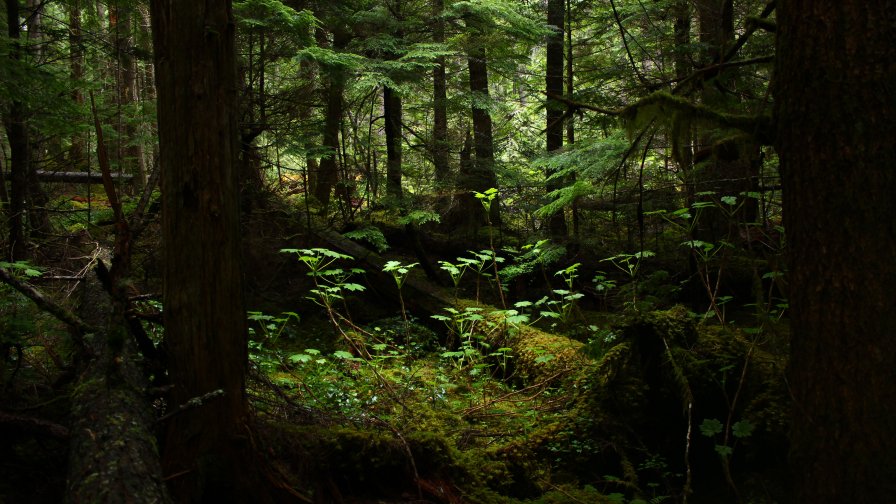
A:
[150,1,252,500]
[693,0,759,241]
[66,265,170,504]
[774,1,896,501]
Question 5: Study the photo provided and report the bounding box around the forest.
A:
[0,0,894,502]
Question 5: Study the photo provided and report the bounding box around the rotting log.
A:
[65,261,170,504]
[35,170,134,184]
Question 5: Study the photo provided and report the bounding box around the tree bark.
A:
[694,0,758,242]
[4,0,28,260]
[465,40,499,225]
[313,29,348,210]
[111,3,147,190]
[149,1,251,500]
[66,263,170,504]
[383,85,403,201]
[68,0,86,168]
[774,1,896,501]
[431,0,451,193]
[545,0,567,237]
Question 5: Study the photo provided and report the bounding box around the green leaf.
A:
[700,418,724,437]
[721,195,737,205]
[732,420,754,438]
[714,444,733,457]
[332,350,355,360]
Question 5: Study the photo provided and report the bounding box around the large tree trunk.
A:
[150,1,251,500]
[774,1,896,501]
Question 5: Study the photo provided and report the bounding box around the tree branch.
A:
[0,267,95,339]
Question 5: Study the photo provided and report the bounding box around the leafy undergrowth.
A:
[247,299,791,503]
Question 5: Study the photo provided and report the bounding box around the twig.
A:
[155,389,225,424]
[0,266,95,340]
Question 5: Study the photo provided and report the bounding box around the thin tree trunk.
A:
[694,0,757,242]
[565,0,578,236]
[545,0,567,237]
[431,0,450,194]
[313,29,348,210]
[112,4,146,190]
[69,0,86,168]
[384,85,403,201]
[5,0,28,260]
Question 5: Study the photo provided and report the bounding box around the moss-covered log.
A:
[65,264,170,503]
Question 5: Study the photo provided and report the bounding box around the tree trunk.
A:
[5,0,28,261]
[383,85,403,201]
[431,0,450,194]
[111,3,147,190]
[69,0,86,168]
[313,29,348,210]
[565,0,579,236]
[545,0,567,237]
[694,0,758,242]
[149,1,251,500]
[774,1,896,501]
[465,41,499,225]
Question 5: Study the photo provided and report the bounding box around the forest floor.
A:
[0,195,792,503]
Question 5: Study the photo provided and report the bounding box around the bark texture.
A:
[431,0,450,191]
[545,0,567,237]
[774,1,896,501]
[384,85,403,200]
[150,1,250,500]
[66,264,170,504]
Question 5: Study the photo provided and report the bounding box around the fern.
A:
[343,226,389,253]
[535,180,593,219]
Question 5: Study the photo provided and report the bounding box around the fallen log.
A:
[65,261,171,503]
[35,170,134,184]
